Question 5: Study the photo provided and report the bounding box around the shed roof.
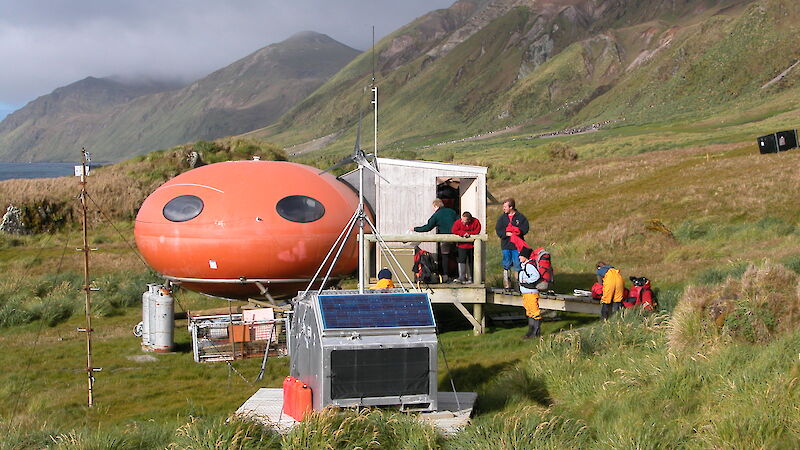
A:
[375,157,487,175]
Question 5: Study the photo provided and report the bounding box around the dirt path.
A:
[285,131,343,156]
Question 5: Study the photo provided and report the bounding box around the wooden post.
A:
[451,298,483,335]
[473,238,483,285]
[473,303,484,335]
[364,240,372,287]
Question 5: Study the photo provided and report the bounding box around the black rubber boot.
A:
[532,318,541,337]
[522,317,536,339]
[511,271,520,294]
[457,263,467,283]
[601,303,612,320]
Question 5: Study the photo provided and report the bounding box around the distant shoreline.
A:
[0,162,106,181]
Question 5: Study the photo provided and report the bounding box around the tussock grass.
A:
[285,408,439,449]
[446,409,591,449]
[450,306,800,448]
[670,261,800,354]
[171,416,279,450]
[0,269,159,329]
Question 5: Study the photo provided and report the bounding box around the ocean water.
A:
[0,162,84,181]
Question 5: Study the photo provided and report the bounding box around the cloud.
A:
[0,0,454,107]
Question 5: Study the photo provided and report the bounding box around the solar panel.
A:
[317,293,435,329]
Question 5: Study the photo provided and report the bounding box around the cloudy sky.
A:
[0,0,454,119]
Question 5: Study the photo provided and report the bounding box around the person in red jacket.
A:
[451,211,482,284]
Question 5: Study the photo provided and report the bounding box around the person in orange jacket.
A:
[371,268,395,289]
[596,261,624,320]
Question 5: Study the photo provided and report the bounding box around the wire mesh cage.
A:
[188,311,290,363]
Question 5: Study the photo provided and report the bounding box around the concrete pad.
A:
[235,388,477,435]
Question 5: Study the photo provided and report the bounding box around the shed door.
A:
[459,177,479,217]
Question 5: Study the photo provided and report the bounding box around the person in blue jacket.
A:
[494,198,530,293]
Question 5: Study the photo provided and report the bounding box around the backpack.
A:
[413,248,438,284]
[518,261,541,289]
[591,282,604,301]
[532,248,554,291]
[625,276,657,310]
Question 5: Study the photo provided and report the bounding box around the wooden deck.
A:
[421,284,601,334]
[363,234,601,335]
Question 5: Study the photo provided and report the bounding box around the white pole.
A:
[372,86,378,159]
[358,165,365,293]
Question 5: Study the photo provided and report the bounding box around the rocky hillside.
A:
[4,0,798,163]
[0,32,359,162]
[254,0,800,156]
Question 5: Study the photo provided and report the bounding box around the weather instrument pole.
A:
[314,108,405,294]
[358,162,365,293]
[369,26,378,282]
[372,25,378,160]
[76,148,101,407]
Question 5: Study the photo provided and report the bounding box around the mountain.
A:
[5,0,799,162]
[253,0,800,158]
[0,31,359,162]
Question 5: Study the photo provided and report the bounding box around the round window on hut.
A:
[163,195,204,222]
[276,195,325,223]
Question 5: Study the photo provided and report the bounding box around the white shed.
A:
[340,157,488,280]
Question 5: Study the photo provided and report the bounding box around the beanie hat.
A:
[377,268,392,280]
[520,247,533,259]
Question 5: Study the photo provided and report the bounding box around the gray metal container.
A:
[150,285,174,352]
[290,289,438,412]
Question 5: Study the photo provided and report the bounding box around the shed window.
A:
[276,195,325,223]
[163,195,204,222]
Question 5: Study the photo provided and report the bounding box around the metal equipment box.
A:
[289,289,438,412]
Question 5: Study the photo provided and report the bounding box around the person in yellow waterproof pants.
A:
[596,261,624,320]
[519,247,542,339]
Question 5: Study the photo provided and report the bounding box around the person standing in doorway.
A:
[495,198,529,293]
[451,211,482,284]
[412,199,458,283]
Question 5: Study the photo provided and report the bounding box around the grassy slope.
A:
[3,91,800,445]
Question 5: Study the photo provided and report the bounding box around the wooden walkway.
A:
[363,234,601,335]
[422,284,601,335]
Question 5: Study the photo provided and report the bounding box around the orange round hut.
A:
[134,160,360,298]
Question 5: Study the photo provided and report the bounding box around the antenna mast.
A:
[371,25,378,160]
[77,148,100,407]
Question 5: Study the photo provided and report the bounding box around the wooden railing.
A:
[362,234,489,286]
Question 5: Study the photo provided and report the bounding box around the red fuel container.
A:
[282,376,296,419]
[296,384,313,421]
